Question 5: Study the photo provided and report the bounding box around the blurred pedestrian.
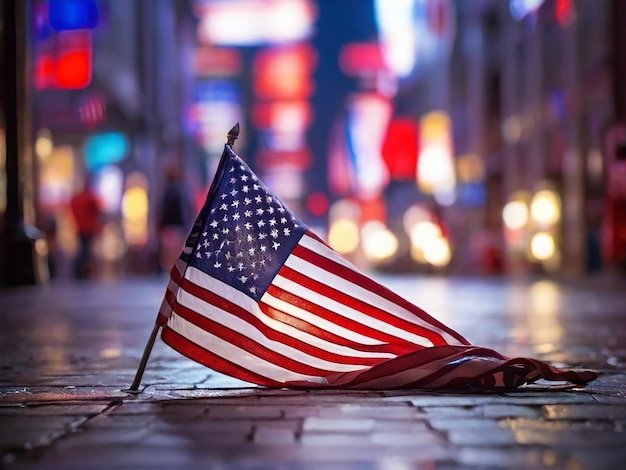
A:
[157,166,193,273]
[70,174,102,279]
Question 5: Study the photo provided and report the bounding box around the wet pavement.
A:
[1,274,625,469]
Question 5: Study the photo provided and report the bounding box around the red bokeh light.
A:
[56,49,92,89]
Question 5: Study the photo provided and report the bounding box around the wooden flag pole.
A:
[123,123,241,394]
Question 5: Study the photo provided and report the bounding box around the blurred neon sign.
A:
[196,0,316,46]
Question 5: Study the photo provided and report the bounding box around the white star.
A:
[245,210,252,218]
[232,200,240,208]
[269,218,277,226]
[239,275,248,283]
[283,228,291,236]
[271,229,279,238]
[272,241,281,250]
[244,198,252,205]
[241,174,248,182]
[214,261,222,268]
[242,185,249,193]
[248,248,256,256]
[232,212,240,221]
[257,220,265,228]
[256,208,264,216]
[220,203,228,210]
[230,189,238,197]
[253,184,260,191]
[210,220,218,228]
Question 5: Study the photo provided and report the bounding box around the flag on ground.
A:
[156,141,597,390]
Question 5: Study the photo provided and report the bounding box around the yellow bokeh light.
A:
[35,129,53,162]
[424,237,451,267]
[328,218,360,254]
[122,184,149,246]
[410,221,441,249]
[530,232,555,261]
[530,190,560,226]
[503,200,529,230]
[122,187,148,221]
[361,221,398,262]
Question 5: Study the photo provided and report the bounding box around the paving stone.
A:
[457,447,550,468]
[82,413,156,429]
[316,403,418,419]
[447,428,518,446]
[0,403,109,416]
[369,430,442,447]
[206,405,283,420]
[302,417,376,433]
[372,420,430,433]
[543,404,626,420]
[475,404,542,418]
[253,426,297,445]
[428,417,506,430]
[299,433,374,446]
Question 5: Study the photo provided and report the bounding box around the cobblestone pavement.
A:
[1,274,625,469]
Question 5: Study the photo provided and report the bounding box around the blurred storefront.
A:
[1,0,623,282]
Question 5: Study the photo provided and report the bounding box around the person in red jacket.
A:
[70,175,102,279]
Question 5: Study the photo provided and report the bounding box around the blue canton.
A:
[183,147,308,301]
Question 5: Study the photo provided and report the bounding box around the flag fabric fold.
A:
[156,143,597,391]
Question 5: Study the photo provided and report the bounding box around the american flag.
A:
[157,143,597,390]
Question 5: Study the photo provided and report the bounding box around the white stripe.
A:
[179,266,379,371]
[272,273,434,348]
[167,312,327,384]
[260,290,388,347]
[295,234,463,345]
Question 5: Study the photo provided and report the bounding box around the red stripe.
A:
[265,284,421,356]
[279,262,448,347]
[161,326,282,387]
[293,241,469,345]
[176,276,377,373]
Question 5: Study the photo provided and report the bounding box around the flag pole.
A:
[123,322,161,394]
[227,122,240,146]
[123,123,241,394]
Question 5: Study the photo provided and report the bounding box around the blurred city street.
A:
[1,274,625,469]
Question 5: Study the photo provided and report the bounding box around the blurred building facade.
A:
[1,0,625,283]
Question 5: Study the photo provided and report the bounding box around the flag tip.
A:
[227,122,240,146]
